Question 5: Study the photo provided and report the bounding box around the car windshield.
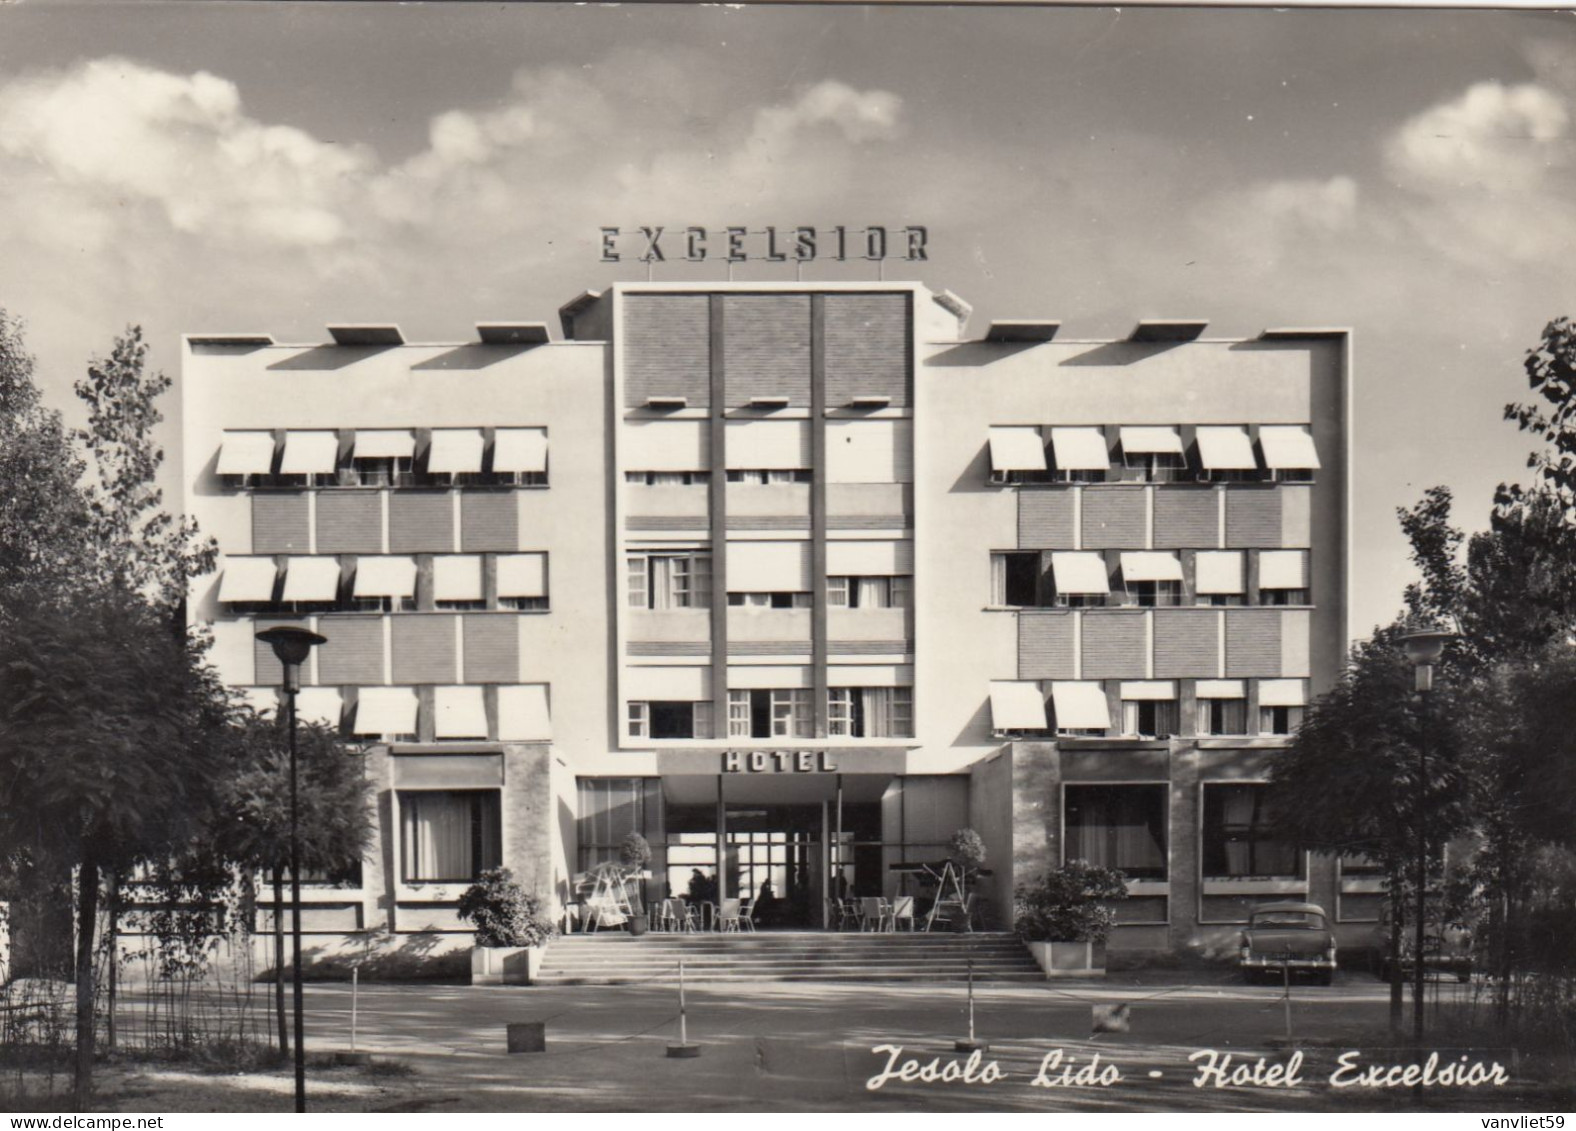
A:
[1251,911,1325,929]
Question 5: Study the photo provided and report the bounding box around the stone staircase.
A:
[531,930,1044,985]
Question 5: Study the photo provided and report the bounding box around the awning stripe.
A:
[1120,551,1183,582]
[433,555,484,601]
[353,687,418,736]
[426,429,485,474]
[1118,426,1184,455]
[280,431,339,475]
[1195,426,1258,470]
[1258,679,1307,707]
[218,557,280,602]
[1119,680,1177,701]
[1048,427,1111,471]
[216,431,277,475]
[1050,552,1110,595]
[295,688,344,728]
[1195,551,1244,594]
[1049,682,1111,729]
[282,557,342,602]
[353,430,415,459]
[1195,679,1246,699]
[987,427,1048,473]
[1259,426,1321,470]
[352,555,417,598]
[989,681,1049,730]
[493,428,549,473]
[497,684,551,740]
[1259,550,1308,590]
[434,686,489,738]
[496,553,547,598]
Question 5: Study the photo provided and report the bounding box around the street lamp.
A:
[256,625,327,1114]
[1399,623,1455,1050]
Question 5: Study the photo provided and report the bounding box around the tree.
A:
[1505,315,1576,513]
[0,593,235,1100]
[1267,626,1474,1029]
[73,326,215,619]
[210,713,374,1054]
[0,309,91,602]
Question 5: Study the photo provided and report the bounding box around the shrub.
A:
[947,828,987,872]
[619,831,652,871]
[456,868,557,948]
[1014,859,1130,944]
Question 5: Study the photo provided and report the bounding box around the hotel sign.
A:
[600,225,928,263]
[725,750,840,773]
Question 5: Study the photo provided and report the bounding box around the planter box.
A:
[470,945,546,986]
[1026,940,1107,978]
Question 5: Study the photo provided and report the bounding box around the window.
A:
[990,551,1044,607]
[1202,783,1301,878]
[628,553,712,610]
[1260,705,1304,735]
[1048,427,1109,483]
[296,860,365,887]
[1122,699,1180,738]
[1196,592,1245,606]
[727,689,811,738]
[1065,785,1167,880]
[1272,468,1315,484]
[1260,587,1310,606]
[1129,580,1182,608]
[629,701,713,740]
[1123,451,1187,483]
[827,687,914,738]
[626,471,710,485]
[349,456,413,488]
[1258,550,1309,607]
[728,592,812,608]
[433,555,485,611]
[827,576,910,608]
[1201,697,1248,736]
[725,469,811,484]
[399,791,501,883]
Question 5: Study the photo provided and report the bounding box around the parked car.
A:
[1362,903,1473,983]
[1238,901,1337,985]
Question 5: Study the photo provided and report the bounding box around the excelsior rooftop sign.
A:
[600,225,928,263]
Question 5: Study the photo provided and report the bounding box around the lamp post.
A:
[1399,624,1455,1050]
[256,625,327,1114]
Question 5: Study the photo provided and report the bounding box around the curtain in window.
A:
[860,688,893,737]
[856,577,887,608]
[990,554,1007,605]
[1221,787,1257,874]
[403,793,473,882]
[649,556,674,611]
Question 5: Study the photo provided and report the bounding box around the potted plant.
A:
[619,832,653,936]
[1013,859,1129,977]
[459,867,557,985]
[943,828,988,932]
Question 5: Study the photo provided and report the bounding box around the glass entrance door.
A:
[726,804,820,928]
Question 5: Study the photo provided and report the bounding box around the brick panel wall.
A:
[1153,610,1220,678]
[1017,611,1076,679]
[315,615,385,685]
[315,491,382,554]
[461,492,518,552]
[390,492,454,553]
[1081,488,1146,549]
[1081,611,1147,678]
[823,293,911,407]
[463,615,519,683]
[1018,490,1076,548]
[722,295,811,406]
[1225,609,1282,677]
[1224,488,1282,548]
[1153,488,1219,548]
[252,494,310,553]
[391,615,457,684]
[624,294,711,408]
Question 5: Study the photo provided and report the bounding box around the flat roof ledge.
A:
[327,324,405,347]
[187,333,274,347]
[476,322,550,346]
[1130,319,1208,343]
[986,320,1061,343]
[1258,327,1351,341]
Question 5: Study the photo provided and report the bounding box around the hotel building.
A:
[181,281,1353,964]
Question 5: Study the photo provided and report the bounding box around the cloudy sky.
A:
[1,3,1572,636]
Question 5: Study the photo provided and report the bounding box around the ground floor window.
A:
[1064,784,1167,880]
[399,790,500,883]
[1201,783,1302,878]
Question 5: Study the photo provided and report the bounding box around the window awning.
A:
[987,427,1048,473]
[1118,426,1184,455]
[498,684,551,741]
[1259,679,1307,707]
[624,421,705,472]
[1049,682,1111,730]
[626,666,711,701]
[1195,679,1246,699]
[493,427,549,473]
[727,541,812,592]
[1259,550,1307,589]
[1195,426,1258,470]
[725,420,810,470]
[1120,680,1177,701]
[218,557,279,602]
[825,540,914,576]
[427,429,485,474]
[496,553,546,598]
[433,555,483,602]
[434,686,488,739]
[282,557,342,602]
[1120,551,1183,582]
[353,430,415,459]
[295,688,344,728]
[1195,551,1245,594]
[1048,427,1110,471]
[216,431,276,475]
[353,687,418,736]
[1259,426,1321,470]
[280,431,339,475]
[1050,552,1110,595]
[353,555,417,598]
[989,681,1049,731]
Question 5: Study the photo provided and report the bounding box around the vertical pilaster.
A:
[708,297,731,734]
[810,295,829,738]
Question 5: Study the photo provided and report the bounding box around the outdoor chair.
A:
[891,895,916,932]
[672,897,701,932]
[739,898,758,932]
[840,898,862,931]
[860,896,892,932]
[718,898,742,931]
